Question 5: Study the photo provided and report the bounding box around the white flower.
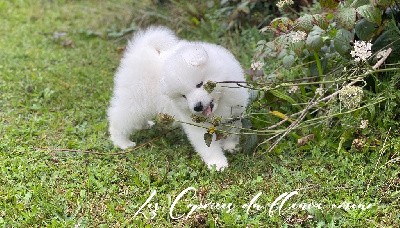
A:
[315,87,324,96]
[290,31,307,42]
[251,61,264,71]
[276,0,294,9]
[350,41,372,62]
[338,85,363,109]
[359,119,368,129]
[288,85,299,93]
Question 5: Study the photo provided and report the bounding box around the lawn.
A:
[1,0,399,227]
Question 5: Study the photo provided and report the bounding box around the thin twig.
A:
[37,127,179,156]
[266,95,318,153]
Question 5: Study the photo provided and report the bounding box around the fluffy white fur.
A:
[107,26,248,170]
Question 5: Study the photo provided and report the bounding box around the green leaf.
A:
[374,0,395,8]
[372,21,400,63]
[355,18,378,41]
[240,118,258,153]
[334,29,354,57]
[357,5,382,25]
[336,7,357,30]
[291,40,306,56]
[204,133,213,147]
[349,0,370,8]
[241,117,252,129]
[282,55,295,68]
[269,89,297,104]
[320,0,339,9]
[242,134,257,154]
[306,33,323,51]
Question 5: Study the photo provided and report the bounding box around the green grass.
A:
[1,0,399,227]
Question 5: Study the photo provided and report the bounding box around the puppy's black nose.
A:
[194,102,203,112]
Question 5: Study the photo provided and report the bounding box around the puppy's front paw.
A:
[112,139,136,149]
[120,141,136,149]
[206,158,228,171]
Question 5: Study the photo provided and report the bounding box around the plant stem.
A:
[314,51,323,77]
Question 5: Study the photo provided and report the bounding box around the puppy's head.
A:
[160,44,222,116]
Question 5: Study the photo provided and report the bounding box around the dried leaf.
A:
[270,110,294,123]
[203,81,216,94]
[297,134,315,146]
[156,113,175,125]
[191,114,208,123]
[215,131,226,141]
[270,17,293,33]
[61,39,74,48]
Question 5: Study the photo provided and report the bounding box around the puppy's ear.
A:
[159,77,179,98]
[181,45,208,67]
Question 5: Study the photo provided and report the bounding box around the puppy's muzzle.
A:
[194,101,214,116]
[194,102,204,112]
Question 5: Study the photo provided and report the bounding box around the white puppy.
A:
[107,26,248,170]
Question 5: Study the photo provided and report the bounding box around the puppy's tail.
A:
[128,26,178,54]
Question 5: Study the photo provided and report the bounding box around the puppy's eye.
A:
[196,81,203,88]
[182,95,186,98]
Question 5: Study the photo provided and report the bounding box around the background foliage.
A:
[247,0,400,154]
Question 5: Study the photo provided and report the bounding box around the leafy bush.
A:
[244,0,400,152]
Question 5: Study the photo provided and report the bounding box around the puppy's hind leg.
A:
[108,107,140,149]
[109,126,136,149]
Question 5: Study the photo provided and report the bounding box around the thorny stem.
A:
[218,67,399,91]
